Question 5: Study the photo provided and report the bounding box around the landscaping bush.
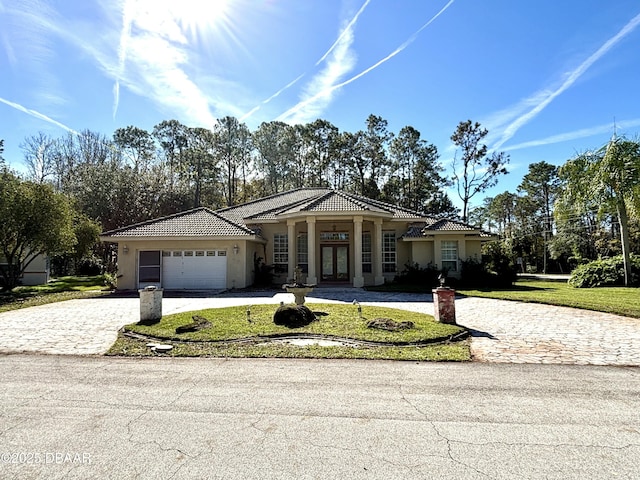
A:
[393,262,441,288]
[459,254,516,289]
[568,254,640,288]
[252,253,275,287]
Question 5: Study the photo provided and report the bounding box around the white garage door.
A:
[162,250,227,289]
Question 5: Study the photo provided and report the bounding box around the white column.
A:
[287,220,296,282]
[374,219,384,285]
[306,217,317,285]
[353,216,364,287]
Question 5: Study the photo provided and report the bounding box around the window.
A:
[320,232,349,241]
[441,240,458,272]
[362,232,372,273]
[273,233,288,272]
[139,250,160,283]
[382,231,396,273]
[297,233,308,272]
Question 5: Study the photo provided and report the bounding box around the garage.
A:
[161,250,227,289]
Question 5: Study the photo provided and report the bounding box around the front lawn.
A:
[110,303,470,361]
[0,275,112,313]
[456,279,640,318]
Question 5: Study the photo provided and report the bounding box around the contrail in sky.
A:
[239,73,305,122]
[278,0,455,122]
[241,0,372,122]
[0,97,78,134]
[491,11,640,150]
[502,118,640,152]
[113,0,134,119]
[315,0,371,66]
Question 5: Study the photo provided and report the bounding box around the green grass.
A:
[108,336,470,361]
[111,303,470,361]
[0,275,112,313]
[456,279,640,318]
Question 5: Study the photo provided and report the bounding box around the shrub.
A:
[252,253,275,287]
[568,255,640,288]
[394,262,441,288]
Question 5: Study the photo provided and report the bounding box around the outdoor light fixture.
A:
[353,299,362,318]
[233,244,239,255]
[123,245,129,254]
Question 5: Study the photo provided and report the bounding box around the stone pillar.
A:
[432,287,456,324]
[306,216,317,285]
[353,215,364,287]
[287,220,296,282]
[139,286,163,323]
[373,219,384,285]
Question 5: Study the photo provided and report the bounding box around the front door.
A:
[321,245,349,282]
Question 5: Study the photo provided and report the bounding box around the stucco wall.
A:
[114,239,252,290]
[21,254,50,286]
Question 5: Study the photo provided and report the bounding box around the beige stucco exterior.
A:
[101,189,490,291]
[113,238,263,291]
[108,218,485,290]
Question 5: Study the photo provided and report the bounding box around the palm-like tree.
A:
[559,135,640,285]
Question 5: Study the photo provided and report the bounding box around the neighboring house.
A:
[0,253,50,287]
[100,188,491,290]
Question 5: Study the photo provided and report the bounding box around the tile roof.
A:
[101,188,484,239]
[235,188,425,220]
[101,208,254,238]
[401,219,486,238]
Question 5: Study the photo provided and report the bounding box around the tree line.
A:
[2,114,513,289]
[473,135,640,285]
[14,114,493,232]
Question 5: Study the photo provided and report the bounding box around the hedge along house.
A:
[100,188,490,290]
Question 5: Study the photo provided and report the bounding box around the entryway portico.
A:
[284,215,387,287]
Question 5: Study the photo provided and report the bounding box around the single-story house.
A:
[0,253,50,287]
[100,188,492,290]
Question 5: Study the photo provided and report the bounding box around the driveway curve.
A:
[0,289,638,365]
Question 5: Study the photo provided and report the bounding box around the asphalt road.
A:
[1,355,639,480]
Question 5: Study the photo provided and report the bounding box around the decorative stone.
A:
[151,344,173,353]
[366,318,414,331]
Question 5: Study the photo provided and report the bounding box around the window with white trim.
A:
[382,231,396,273]
[441,240,458,272]
[273,233,288,272]
[362,232,372,273]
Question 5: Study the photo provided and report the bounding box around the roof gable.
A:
[101,207,254,238]
[101,188,484,239]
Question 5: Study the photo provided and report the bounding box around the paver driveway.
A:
[0,289,638,365]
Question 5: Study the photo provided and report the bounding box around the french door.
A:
[321,245,349,282]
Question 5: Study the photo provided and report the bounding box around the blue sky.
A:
[2,0,640,208]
